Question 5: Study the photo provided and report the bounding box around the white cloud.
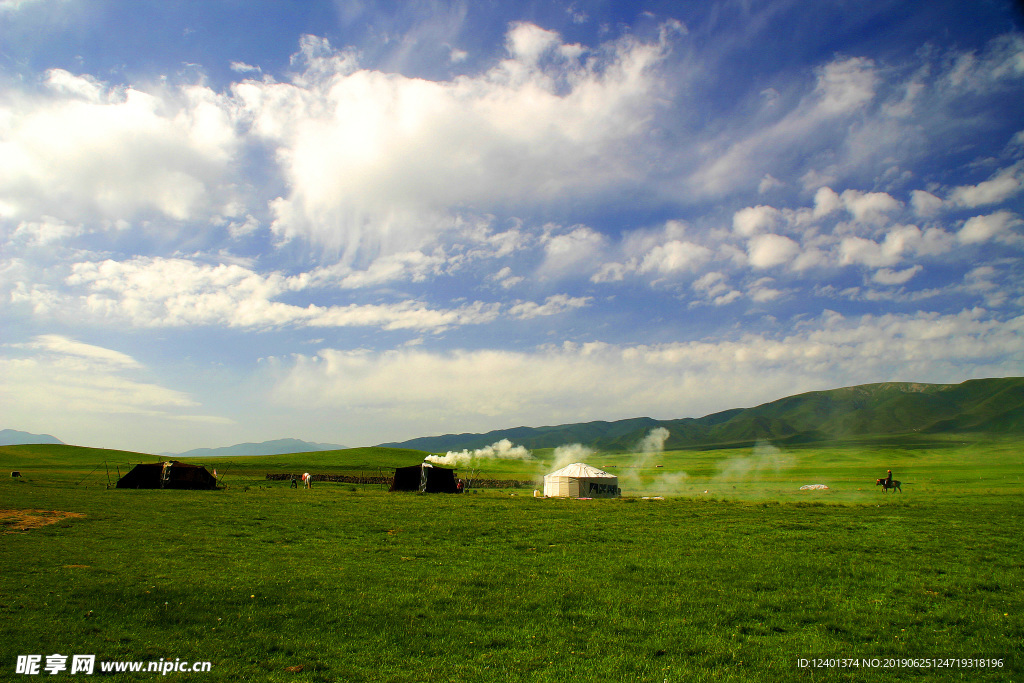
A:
[791,247,832,271]
[872,265,923,285]
[639,240,711,274]
[839,189,902,224]
[584,171,1016,289]
[565,4,589,25]
[747,233,800,268]
[813,56,879,116]
[10,216,82,245]
[19,334,141,368]
[910,190,943,217]
[590,261,632,283]
[318,250,448,289]
[506,22,562,65]
[748,278,785,302]
[226,214,260,239]
[230,61,261,74]
[690,57,879,196]
[0,0,62,11]
[539,225,607,275]
[508,294,591,319]
[687,32,1024,202]
[733,205,782,237]
[489,266,525,289]
[758,174,784,194]
[963,265,1012,307]
[839,224,955,267]
[958,210,1023,244]
[591,219,711,282]
[236,23,679,256]
[60,257,500,331]
[839,233,902,268]
[9,281,62,314]
[268,309,1024,438]
[693,271,741,306]
[813,187,843,217]
[941,33,1024,93]
[0,335,229,450]
[947,162,1024,208]
[308,300,500,331]
[0,70,240,224]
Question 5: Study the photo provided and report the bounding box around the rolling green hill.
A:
[0,443,156,469]
[168,438,348,458]
[382,376,1024,453]
[0,444,429,473]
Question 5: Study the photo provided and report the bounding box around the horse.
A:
[302,472,311,489]
[875,477,901,493]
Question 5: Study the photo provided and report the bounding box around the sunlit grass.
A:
[1,439,1021,680]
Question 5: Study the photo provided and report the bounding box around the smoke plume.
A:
[425,438,532,466]
[621,427,678,494]
[714,440,795,482]
[637,427,669,454]
[549,443,594,471]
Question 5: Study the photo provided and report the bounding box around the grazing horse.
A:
[875,477,901,493]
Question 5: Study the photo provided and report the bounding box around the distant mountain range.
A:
[7,377,1021,457]
[0,429,64,446]
[380,377,1024,453]
[170,438,347,458]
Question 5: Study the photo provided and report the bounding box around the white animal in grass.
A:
[302,472,311,489]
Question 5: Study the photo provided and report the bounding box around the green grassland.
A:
[1,438,1021,681]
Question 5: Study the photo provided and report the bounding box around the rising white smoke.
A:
[636,427,669,454]
[714,440,795,482]
[425,438,532,466]
[549,443,595,471]
[622,427,681,495]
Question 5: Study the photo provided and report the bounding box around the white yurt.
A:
[543,462,620,498]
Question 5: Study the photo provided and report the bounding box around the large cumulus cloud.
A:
[232,21,683,257]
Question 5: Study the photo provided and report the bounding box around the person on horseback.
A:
[885,469,893,489]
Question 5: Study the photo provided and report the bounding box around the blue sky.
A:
[2,0,1023,453]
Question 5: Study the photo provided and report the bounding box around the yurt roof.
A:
[546,462,615,478]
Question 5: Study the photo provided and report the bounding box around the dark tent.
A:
[389,463,459,493]
[116,461,218,490]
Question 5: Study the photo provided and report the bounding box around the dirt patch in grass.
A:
[0,509,85,533]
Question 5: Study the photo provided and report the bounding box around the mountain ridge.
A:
[379,377,1024,453]
[0,429,64,446]
[168,438,348,458]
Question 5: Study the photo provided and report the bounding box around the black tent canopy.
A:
[389,463,459,493]
[116,461,218,490]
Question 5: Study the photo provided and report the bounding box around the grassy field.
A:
[1,438,1021,681]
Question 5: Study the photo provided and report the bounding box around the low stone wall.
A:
[265,473,536,488]
[462,478,536,489]
[265,473,389,485]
